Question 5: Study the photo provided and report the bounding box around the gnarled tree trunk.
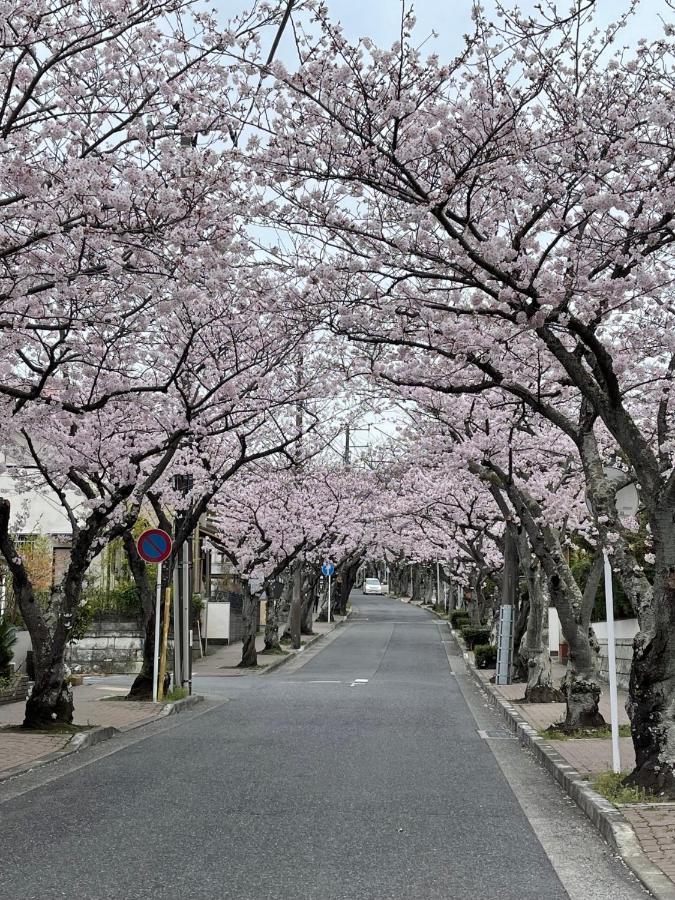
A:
[124,528,166,700]
[625,506,675,795]
[263,581,284,653]
[239,581,258,668]
[515,527,562,702]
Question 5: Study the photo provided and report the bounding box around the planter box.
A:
[0,674,30,705]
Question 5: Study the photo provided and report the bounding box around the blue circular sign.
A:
[137,528,173,563]
[321,563,335,577]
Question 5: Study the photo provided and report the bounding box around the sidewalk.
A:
[0,683,160,780]
[0,617,344,781]
[193,617,344,677]
[474,659,675,893]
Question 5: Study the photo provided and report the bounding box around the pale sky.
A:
[220,1,671,58]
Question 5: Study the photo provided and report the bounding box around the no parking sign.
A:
[136,528,173,564]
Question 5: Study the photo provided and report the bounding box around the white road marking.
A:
[350,678,369,687]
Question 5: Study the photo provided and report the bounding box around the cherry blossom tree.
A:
[256,0,675,793]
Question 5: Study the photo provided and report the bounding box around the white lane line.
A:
[350,678,369,687]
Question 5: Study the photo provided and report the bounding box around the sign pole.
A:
[603,549,621,774]
[158,587,171,701]
[327,573,331,624]
[152,563,162,703]
[135,528,173,700]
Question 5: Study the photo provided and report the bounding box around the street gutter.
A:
[440,612,675,900]
[0,694,204,785]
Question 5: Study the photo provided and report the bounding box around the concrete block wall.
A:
[597,638,633,691]
[66,621,144,674]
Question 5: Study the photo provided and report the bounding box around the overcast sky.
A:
[220,1,671,58]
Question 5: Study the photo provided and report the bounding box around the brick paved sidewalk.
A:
[623,806,675,881]
[193,616,342,676]
[476,662,675,888]
[0,683,162,779]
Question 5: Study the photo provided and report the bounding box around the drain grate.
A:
[477,728,516,740]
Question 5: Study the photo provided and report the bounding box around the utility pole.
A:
[496,521,518,685]
[290,354,304,650]
[344,425,350,467]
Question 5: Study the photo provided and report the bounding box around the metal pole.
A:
[182,540,191,693]
[152,563,162,703]
[172,565,181,691]
[327,574,331,624]
[603,549,621,774]
[436,561,441,608]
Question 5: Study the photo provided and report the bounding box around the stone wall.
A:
[66,618,144,675]
[597,638,633,691]
[0,674,29,705]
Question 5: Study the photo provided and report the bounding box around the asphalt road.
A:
[0,594,648,900]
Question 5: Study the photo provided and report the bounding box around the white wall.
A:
[548,607,638,651]
[12,629,31,674]
[548,607,560,653]
[592,618,639,640]
[206,601,230,642]
[0,474,83,535]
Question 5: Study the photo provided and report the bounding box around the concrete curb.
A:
[449,625,675,900]
[68,725,119,751]
[0,694,205,784]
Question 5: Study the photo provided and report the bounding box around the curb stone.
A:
[447,625,675,900]
[0,694,205,784]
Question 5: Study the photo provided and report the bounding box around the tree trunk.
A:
[24,648,74,727]
[238,581,258,667]
[0,501,79,727]
[124,528,165,700]
[514,527,562,702]
[411,565,422,602]
[300,573,316,635]
[624,506,675,796]
[263,582,283,653]
[290,559,302,649]
[485,473,606,728]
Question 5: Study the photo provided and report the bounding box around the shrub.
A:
[449,610,470,628]
[460,625,491,649]
[0,618,17,677]
[474,643,497,669]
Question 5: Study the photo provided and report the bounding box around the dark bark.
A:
[263,581,283,652]
[300,572,317,634]
[624,504,675,795]
[515,527,563,702]
[238,581,258,667]
[123,528,161,700]
[336,558,360,614]
[482,468,606,728]
[290,559,302,649]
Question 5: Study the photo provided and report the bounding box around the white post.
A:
[327,574,332,624]
[152,563,162,702]
[603,549,621,774]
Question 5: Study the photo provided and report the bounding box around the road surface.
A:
[0,593,647,899]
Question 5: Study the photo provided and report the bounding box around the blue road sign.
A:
[321,562,335,577]
[137,528,173,564]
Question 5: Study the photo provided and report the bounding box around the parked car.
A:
[364,577,382,595]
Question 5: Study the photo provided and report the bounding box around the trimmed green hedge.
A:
[449,610,470,628]
[460,625,491,649]
[474,643,497,669]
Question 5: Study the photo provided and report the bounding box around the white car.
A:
[364,577,382,595]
